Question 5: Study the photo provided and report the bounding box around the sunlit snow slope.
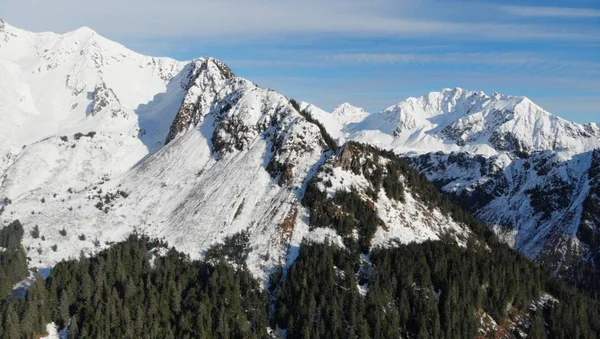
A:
[308,88,600,272]
[0,21,475,282]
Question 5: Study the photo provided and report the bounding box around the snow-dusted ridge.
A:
[0,21,479,283]
[341,87,600,157]
[306,88,600,272]
[331,102,369,125]
[1,20,598,279]
[307,142,469,249]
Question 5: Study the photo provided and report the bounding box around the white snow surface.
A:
[305,88,600,159]
[3,21,440,283]
[312,148,469,248]
[305,88,600,269]
[2,21,597,281]
[41,322,67,339]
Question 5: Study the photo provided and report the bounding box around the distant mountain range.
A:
[306,87,600,274]
[1,18,599,282]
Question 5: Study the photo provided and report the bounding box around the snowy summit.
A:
[0,21,598,280]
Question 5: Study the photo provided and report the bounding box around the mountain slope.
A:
[0,22,475,283]
[3,232,600,338]
[2,20,599,283]
[343,87,600,156]
[0,19,187,195]
[309,88,600,272]
[1,20,600,338]
[302,142,469,252]
[411,150,597,272]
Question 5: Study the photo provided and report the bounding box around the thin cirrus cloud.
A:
[0,0,598,43]
[1,0,598,121]
[248,70,600,117]
[323,52,600,76]
[500,5,600,18]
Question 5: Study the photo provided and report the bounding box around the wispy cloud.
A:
[500,5,600,18]
[324,52,600,76]
[247,70,600,119]
[2,0,598,123]
[1,0,598,43]
[535,96,600,117]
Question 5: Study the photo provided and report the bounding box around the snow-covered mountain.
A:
[0,21,472,282]
[411,149,600,273]
[310,88,600,273]
[2,19,598,280]
[331,103,370,124]
[340,87,600,156]
[0,18,186,182]
[299,101,369,143]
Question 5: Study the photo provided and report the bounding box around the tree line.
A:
[0,233,269,339]
[274,239,600,338]
[0,227,599,338]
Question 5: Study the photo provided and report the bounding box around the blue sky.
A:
[2,0,599,122]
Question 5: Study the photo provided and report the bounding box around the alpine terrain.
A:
[0,20,599,338]
[307,88,600,275]
[0,19,474,282]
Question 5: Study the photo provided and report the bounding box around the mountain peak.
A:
[68,26,98,38]
[165,57,237,144]
[202,57,236,80]
[0,18,13,43]
[331,102,369,125]
[334,102,359,109]
[441,87,465,94]
[0,18,13,33]
[333,102,365,113]
[347,88,600,155]
[395,88,533,118]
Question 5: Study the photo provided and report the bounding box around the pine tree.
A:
[69,315,80,339]
[530,309,547,339]
[3,304,21,339]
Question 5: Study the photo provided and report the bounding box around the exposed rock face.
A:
[304,87,600,275]
[165,58,236,144]
[1,20,599,283]
[410,149,600,273]
[303,141,470,252]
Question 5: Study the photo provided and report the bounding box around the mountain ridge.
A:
[342,87,600,156]
[307,87,600,273]
[0,21,598,281]
[0,22,477,284]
